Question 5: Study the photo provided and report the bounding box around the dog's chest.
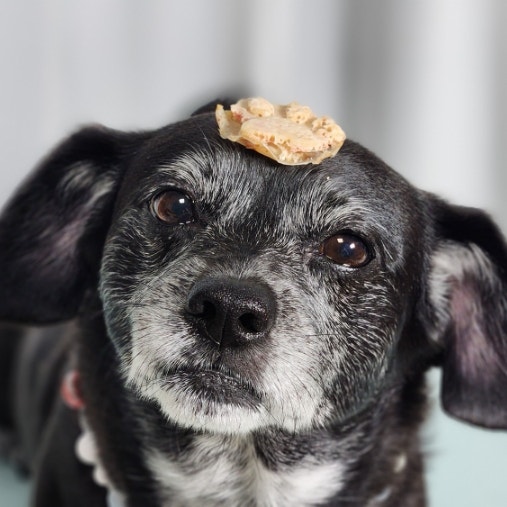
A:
[145,434,346,507]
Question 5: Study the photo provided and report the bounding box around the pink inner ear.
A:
[27,201,92,280]
[449,279,501,384]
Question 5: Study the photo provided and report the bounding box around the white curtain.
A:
[1,1,506,505]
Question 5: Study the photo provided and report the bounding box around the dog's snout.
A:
[186,277,276,348]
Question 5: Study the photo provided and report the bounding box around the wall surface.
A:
[1,1,506,506]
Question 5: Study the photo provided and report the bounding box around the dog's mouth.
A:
[159,365,263,408]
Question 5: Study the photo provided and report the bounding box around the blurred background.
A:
[1,1,506,506]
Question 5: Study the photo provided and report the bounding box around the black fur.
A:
[1,108,506,506]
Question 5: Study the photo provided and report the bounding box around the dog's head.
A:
[1,110,507,435]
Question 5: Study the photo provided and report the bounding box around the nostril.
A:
[197,301,217,321]
[239,312,265,334]
[186,294,216,319]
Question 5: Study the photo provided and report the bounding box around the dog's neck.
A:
[144,430,347,506]
[134,404,425,507]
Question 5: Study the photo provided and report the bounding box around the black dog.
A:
[1,102,506,507]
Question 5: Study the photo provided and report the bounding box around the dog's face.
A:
[1,111,507,435]
[100,117,425,434]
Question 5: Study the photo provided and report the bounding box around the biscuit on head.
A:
[216,97,346,165]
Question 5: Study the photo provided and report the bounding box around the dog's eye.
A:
[151,190,195,225]
[319,234,372,268]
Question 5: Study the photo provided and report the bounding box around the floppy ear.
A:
[0,126,143,324]
[190,97,240,116]
[427,199,507,429]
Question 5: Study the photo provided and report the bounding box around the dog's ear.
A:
[191,97,240,116]
[427,199,507,429]
[0,126,144,324]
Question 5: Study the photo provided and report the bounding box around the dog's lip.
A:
[161,365,263,405]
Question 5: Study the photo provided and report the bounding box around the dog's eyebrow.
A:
[318,201,383,231]
[152,147,251,185]
[150,148,264,207]
[153,152,208,188]
[291,172,389,234]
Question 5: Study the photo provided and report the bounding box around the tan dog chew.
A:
[216,98,346,165]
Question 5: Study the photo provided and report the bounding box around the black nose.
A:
[185,277,276,349]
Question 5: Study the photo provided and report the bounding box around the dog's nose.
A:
[185,277,276,348]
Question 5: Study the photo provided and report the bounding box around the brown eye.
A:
[151,190,195,225]
[319,233,372,268]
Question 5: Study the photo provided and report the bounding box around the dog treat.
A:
[216,98,346,165]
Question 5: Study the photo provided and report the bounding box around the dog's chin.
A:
[144,369,272,434]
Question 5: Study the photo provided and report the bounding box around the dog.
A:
[1,100,506,507]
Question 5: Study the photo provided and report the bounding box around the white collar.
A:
[75,413,127,507]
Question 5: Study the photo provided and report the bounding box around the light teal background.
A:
[0,464,29,507]
[425,371,507,507]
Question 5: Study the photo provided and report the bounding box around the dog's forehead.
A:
[122,114,422,237]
